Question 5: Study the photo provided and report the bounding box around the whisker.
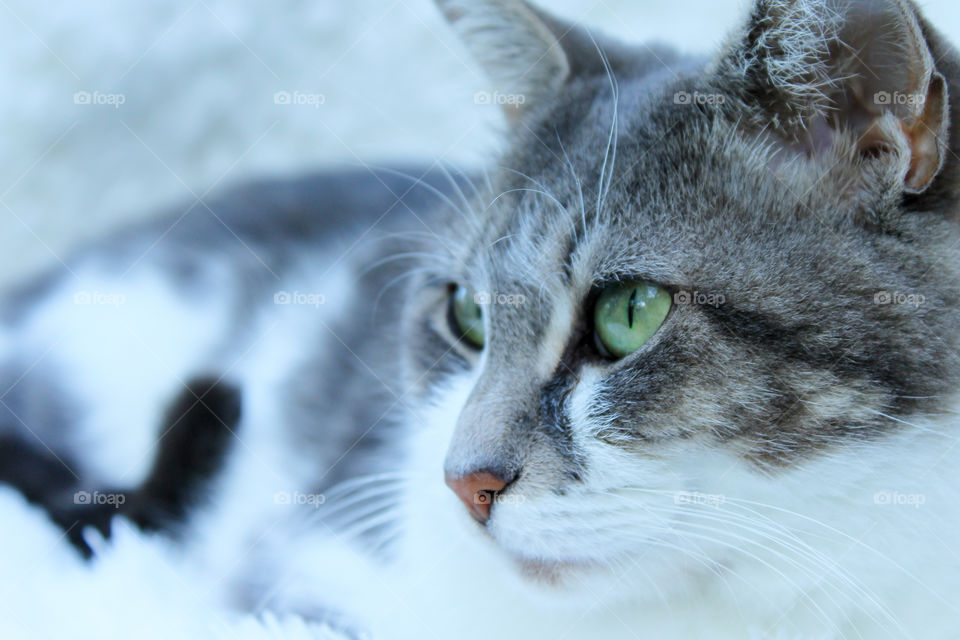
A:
[556,129,587,239]
[614,486,953,613]
[320,491,399,529]
[587,30,619,222]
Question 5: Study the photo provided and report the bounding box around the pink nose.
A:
[444,471,511,523]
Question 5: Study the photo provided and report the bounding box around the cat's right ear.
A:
[434,0,571,122]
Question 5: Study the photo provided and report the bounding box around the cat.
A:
[1,0,959,638]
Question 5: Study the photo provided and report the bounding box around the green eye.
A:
[594,280,671,359]
[450,284,485,349]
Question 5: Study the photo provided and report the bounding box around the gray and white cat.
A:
[1,0,959,638]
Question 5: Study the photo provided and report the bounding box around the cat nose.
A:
[444,470,513,523]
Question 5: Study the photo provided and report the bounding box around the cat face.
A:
[399,0,960,594]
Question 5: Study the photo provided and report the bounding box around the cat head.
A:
[400,0,960,601]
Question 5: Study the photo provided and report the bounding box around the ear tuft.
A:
[435,0,570,121]
[720,0,844,129]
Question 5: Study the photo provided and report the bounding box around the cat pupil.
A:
[627,287,638,328]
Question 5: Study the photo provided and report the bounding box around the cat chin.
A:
[491,548,700,612]
[507,553,596,587]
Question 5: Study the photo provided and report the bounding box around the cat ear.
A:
[721,0,950,193]
[435,0,571,121]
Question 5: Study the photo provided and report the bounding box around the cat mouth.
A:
[517,557,569,585]
[482,520,607,584]
[506,552,598,585]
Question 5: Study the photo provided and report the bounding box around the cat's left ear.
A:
[720,0,950,193]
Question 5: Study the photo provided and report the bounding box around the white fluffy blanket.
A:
[0,489,350,639]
